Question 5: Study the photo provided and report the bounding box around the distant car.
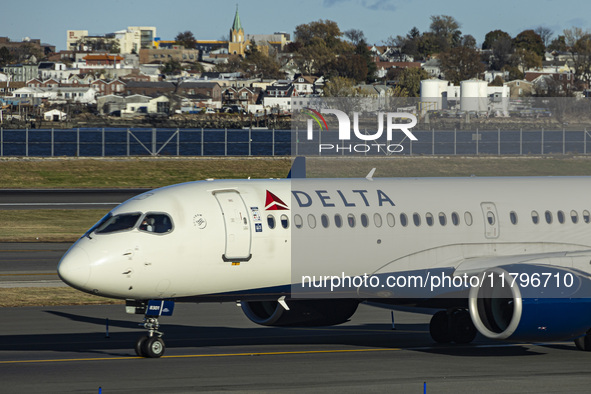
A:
[204,108,215,114]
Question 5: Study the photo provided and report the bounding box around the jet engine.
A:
[468,265,591,342]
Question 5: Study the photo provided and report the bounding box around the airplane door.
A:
[480,202,499,239]
[214,190,252,261]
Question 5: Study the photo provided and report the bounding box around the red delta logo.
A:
[265,190,289,210]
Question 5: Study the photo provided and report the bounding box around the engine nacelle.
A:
[241,299,359,327]
[469,265,591,342]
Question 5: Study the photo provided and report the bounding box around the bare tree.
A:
[534,26,554,48]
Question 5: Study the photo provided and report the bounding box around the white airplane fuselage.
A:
[59,176,591,300]
[58,176,591,346]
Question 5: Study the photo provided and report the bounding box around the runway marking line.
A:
[0,348,400,365]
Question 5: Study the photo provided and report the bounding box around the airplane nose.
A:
[58,246,91,289]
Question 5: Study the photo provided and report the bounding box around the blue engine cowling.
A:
[468,264,591,342]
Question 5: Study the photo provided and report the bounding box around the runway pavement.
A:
[0,302,590,393]
[0,243,69,287]
[0,189,150,210]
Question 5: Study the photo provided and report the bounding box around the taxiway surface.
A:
[1,303,590,393]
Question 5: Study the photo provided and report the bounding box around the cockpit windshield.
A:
[95,213,142,234]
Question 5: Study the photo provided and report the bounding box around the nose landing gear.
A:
[127,300,175,358]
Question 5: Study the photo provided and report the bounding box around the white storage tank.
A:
[460,79,488,112]
[420,79,449,112]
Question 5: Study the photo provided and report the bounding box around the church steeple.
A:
[228,5,245,56]
[232,5,242,32]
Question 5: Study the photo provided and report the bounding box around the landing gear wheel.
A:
[451,310,477,344]
[135,335,149,357]
[574,329,591,351]
[429,310,452,343]
[142,336,166,358]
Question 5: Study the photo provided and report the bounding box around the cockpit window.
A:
[139,213,173,234]
[95,213,142,234]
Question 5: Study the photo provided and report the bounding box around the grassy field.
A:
[3,155,591,307]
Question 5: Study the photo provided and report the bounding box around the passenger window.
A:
[571,210,579,224]
[347,214,356,228]
[400,213,408,227]
[584,210,591,223]
[439,212,447,226]
[307,214,316,229]
[557,210,565,224]
[267,214,276,229]
[280,214,289,229]
[510,211,517,225]
[387,213,395,227]
[361,214,369,228]
[321,214,330,228]
[334,214,343,228]
[294,214,303,229]
[426,212,434,226]
[532,211,539,224]
[413,213,421,226]
[452,212,460,226]
[464,212,473,226]
[374,213,382,227]
[545,210,553,224]
[139,213,173,234]
[486,212,495,225]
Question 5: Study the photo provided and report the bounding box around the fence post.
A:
[26,128,29,157]
[51,128,54,157]
[476,128,479,155]
[102,128,105,157]
[177,128,180,156]
[1,127,3,157]
[76,128,80,157]
[585,128,587,155]
[127,129,130,156]
[225,128,227,156]
[563,127,565,155]
[432,128,434,155]
[520,128,523,155]
[541,128,544,155]
[454,128,456,155]
[152,128,156,156]
[201,128,204,156]
[272,128,275,156]
[498,128,500,156]
[248,127,251,156]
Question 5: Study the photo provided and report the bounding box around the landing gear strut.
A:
[135,317,166,358]
[429,309,477,344]
[127,300,175,358]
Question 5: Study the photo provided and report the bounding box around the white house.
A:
[12,86,97,104]
[44,109,67,121]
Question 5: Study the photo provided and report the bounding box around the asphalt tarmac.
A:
[1,302,590,393]
[0,189,150,210]
[0,243,69,287]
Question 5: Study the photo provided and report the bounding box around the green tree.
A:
[514,30,545,57]
[0,46,12,66]
[482,30,512,50]
[397,67,430,97]
[548,35,567,52]
[511,48,542,73]
[429,15,462,52]
[214,55,243,73]
[322,76,356,97]
[332,54,368,82]
[242,40,283,78]
[489,75,505,86]
[160,59,183,75]
[175,31,196,49]
[439,45,485,84]
[354,39,376,82]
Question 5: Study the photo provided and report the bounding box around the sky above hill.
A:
[1,0,589,50]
